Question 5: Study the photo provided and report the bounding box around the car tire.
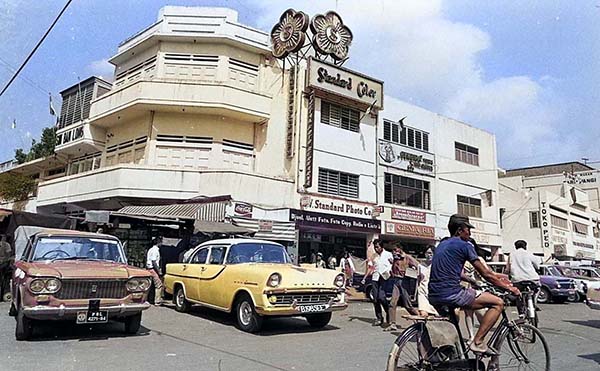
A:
[15,308,33,341]
[305,312,332,328]
[235,295,263,333]
[174,286,190,313]
[124,313,142,334]
[537,287,550,304]
[567,292,580,303]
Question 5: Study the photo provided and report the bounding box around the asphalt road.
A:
[0,300,598,371]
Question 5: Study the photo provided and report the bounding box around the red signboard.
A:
[386,222,434,239]
[391,208,426,223]
[234,203,253,217]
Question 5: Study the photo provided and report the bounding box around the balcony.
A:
[89,79,272,127]
[36,164,295,211]
[55,121,106,155]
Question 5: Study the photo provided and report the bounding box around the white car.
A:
[587,280,600,310]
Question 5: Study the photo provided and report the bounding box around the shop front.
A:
[380,207,436,257]
[290,208,380,264]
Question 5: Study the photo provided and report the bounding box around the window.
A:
[455,142,479,166]
[190,248,209,264]
[321,101,360,132]
[572,221,588,236]
[208,246,226,265]
[383,120,429,152]
[384,173,430,209]
[318,168,359,198]
[551,215,568,229]
[529,211,540,228]
[457,195,482,218]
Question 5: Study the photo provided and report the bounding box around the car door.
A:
[197,245,228,308]
[184,247,209,301]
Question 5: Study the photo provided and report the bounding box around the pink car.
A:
[10,227,152,340]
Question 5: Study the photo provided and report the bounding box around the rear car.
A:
[10,227,152,340]
[586,280,600,310]
[538,265,578,303]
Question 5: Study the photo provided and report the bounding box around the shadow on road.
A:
[578,353,600,365]
[27,321,150,342]
[348,315,376,325]
[163,303,340,336]
[565,320,600,330]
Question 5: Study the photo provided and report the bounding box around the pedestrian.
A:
[340,251,355,286]
[146,237,163,306]
[507,240,542,307]
[327,254,338,269]
[384,245,419,331]
[315,252,326,268]
[361,239,392,327]
[416,247,438,317]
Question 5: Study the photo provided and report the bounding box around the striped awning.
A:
[231,217,296,242]
[115,201,228,222]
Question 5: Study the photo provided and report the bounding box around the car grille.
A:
[271,293,338,306]
[55,280,129,300]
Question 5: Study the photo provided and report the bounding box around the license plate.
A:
[76,311,108,324]
[298,304,329,313]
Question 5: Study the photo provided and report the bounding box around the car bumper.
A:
[255,301,348,316]
[22,303,151,320]
[550,288,574,297]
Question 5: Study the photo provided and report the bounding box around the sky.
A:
[0,0,599,170]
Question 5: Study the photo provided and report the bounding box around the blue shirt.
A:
[428,237,479,301]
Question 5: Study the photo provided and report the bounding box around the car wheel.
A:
[305,312,332,328]
[124,313,142,334]
[235,295,263,333]
[174,286,190,313]
[15,308,33,341]
[537,287,550,304]
[568,292,580,303]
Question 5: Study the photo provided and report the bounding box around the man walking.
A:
[385,246,419,331]
[146,237,163,306]
[362,239,393,326]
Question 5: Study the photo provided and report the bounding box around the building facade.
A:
[500,162,600,262]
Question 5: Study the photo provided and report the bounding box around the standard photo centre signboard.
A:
[379,140,435,176]
[307,58,383,110]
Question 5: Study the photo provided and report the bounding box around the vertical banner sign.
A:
[304,90,315,188]
[286,65,296,158]
[539,200,552,252]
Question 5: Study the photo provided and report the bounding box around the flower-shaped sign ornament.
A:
[310,11,353,61]
[270,8,310,59]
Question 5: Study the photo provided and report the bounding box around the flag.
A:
[398,116,407,130]
[480,189,493,207]
[49,93,56,116]
[11,119,16,129]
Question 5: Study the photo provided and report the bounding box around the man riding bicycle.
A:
[428,214,520,355]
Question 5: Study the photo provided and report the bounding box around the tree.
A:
[0,172,36,202]
[13,126,57,164]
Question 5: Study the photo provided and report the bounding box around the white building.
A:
[376,99,502,258]
[499,162,600,262]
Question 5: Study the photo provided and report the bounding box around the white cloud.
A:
[87,58,114,81]
[249,0,573,167]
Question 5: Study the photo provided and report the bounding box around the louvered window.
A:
[383,120,429,152]
[321,101,360,132]
[58,84,94,129]
[457,195,482,218]
[318,168,359,199]
[455,142,479,166]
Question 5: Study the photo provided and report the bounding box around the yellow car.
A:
[164,239,347,332]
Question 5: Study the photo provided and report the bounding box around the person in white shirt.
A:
[340,251,355,286]
[146,237,163,306]
[507,240,542,308]
[362,239,393,326]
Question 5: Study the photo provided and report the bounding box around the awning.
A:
[231,217,296,241]
[115,201,228,221]
[194,220,252,235]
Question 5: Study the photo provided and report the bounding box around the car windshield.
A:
[31,236,125,263]
[226,243,291,264]
[546,266,562,276]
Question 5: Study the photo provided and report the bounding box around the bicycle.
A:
[386,285,550,371]
[513,281,539,328]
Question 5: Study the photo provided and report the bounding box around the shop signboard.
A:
[539,200,552,253]
[391,208,426,223]
[234,203,253,218]
[378,140,435,176]
[385,221,435,239]
[307,58,383,110]
[290,209,380,233]
[299,195,375,218]
[258,220,274,232]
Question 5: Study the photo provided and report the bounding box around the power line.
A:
[0,56,49,97]
[0,0,73,98]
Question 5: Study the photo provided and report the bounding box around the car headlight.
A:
[29,279,46,293]
[334,274,345,288]
[29,278,61,294]
[137,278,151,291]
[126,278,152,292]
[45,278,61,293]
[267,273,281,287]
[556,282,561,289]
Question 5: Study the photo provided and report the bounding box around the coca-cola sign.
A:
[234,203,253,217]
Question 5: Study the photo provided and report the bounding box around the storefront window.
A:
[384,173,430,209]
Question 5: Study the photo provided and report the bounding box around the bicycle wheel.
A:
[386,325,428,371]
[491,323,550,370]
